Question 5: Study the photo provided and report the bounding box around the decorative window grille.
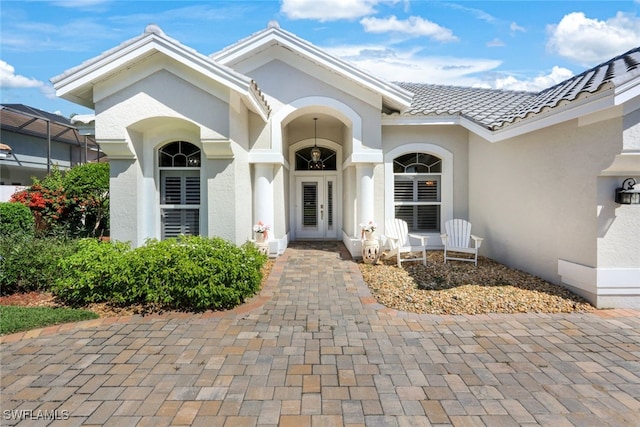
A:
[393,153,442,232]
[159,141,201,239]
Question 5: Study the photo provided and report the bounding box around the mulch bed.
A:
[359,251,595,315]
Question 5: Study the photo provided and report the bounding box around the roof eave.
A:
[52,26,271,118]
[381,88,626,143]
[487,89,618,142]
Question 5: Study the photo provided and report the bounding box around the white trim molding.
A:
[558,259,640,306]
[97,139,136,159]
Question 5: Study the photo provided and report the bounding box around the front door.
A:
[295,176,336,239]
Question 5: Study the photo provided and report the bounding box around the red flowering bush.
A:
[9,164,109,237]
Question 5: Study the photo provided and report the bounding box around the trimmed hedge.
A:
[0,202,35,237]
[0,235,79,294]
[54,235,267,311]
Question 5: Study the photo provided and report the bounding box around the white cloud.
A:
[442,3,496,24]
[0,60,44,89]
[325,43,575,93]
[486,38,505,48]
[281,0,386,22]
[491,66,574,92]
[0,60,57,99]
[3,18,121,53]
[547,12,640,65]
[49,0,111,10]
[324,44,501,85]
[360,15,458,42]
[510,22,526,33]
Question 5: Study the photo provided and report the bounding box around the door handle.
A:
[320,204,324,220]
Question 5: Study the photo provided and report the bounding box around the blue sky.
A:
[2,0,640,118]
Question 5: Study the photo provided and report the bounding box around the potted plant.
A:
[360,221,377,241]
[253,221,270,242]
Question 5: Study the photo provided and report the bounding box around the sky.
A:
[2,0,640,118]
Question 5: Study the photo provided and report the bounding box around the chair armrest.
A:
[471,235,483,249]
[408,233,429,246]
[385,235,399,249]
[440,233,448,246]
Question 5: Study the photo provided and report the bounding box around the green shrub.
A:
[0,202,35,236]
[53,238,131,306]
[53,235,267,311]
[0,235,79,294]
[63,162,110,238]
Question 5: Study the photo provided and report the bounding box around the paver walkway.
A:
[1,242,639,426]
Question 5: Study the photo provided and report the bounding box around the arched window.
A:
[393,152,442,232]
[159,141,201,238]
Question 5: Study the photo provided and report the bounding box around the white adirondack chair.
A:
[440,219,483,266]
[384,219,428,267]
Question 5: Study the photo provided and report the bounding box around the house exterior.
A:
[52,23,640,309]
[0,104,103,201]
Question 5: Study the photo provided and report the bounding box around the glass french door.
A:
[296,176,335,239]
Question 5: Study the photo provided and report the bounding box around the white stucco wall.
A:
[94,61,250,247]
[108,159,141,245]
[469,116,639,307]
[238,57,383,155]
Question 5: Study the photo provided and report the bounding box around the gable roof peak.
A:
[267,20,281,30]
[211,24,413,112]
[144,23,166,36]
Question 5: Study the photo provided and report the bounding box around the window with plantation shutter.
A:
[393,153,442,232]
[158,141,201,239]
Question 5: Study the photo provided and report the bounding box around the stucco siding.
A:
[109,159,140,245]
[469,118,622,287]
[229,98,253,244]
[623,108,640,151]
[96,69,230,141]
[245,59,383,153]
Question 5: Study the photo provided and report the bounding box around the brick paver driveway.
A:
[1,242,639,426]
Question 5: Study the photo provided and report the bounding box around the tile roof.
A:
[393,46,640,130]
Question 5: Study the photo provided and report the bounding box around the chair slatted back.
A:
[385,218,409,249]
[445,219,471,248]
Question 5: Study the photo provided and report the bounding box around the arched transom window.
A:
[393,153,442,232]
[159,141,201,239]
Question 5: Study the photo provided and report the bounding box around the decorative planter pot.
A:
[363,230,376,241]
[362,239,380,264]
[255,232,267,243]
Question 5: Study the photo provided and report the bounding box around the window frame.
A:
[384,144,453,238]
[158,141,202,239]
[393,153,443,233]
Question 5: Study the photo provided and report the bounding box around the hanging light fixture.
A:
[308,117,325,169]
[311,117,321,163]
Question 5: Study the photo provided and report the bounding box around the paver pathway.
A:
[1,242,639,426]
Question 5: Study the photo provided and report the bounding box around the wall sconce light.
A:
[615,178,640,205]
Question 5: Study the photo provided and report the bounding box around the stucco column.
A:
[253,164,274,240]
[356,163,375,233]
